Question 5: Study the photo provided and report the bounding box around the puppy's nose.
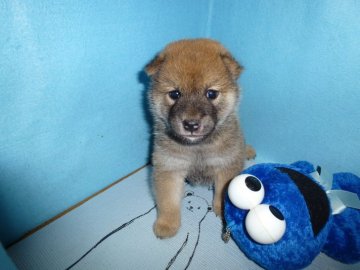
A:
[183,120,200,132]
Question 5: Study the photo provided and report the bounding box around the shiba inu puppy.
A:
[146,39,255,238]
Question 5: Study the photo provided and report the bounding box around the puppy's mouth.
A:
[181,134,206,142]
[169,132,208,145]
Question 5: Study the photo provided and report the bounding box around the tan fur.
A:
[146,39,254,238]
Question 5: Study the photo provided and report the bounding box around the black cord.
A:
[66,205,156,270]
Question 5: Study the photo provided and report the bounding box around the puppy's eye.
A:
[206,89,219,100]
[168,90,181,100]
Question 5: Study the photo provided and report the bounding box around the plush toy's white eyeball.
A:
[245,204,286,244]
[228,174,265,209]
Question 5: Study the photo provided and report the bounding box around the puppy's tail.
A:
[245,145,256,160]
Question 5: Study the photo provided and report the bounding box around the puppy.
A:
[145,39,255,238]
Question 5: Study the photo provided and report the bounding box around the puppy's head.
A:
[146,39,243,145]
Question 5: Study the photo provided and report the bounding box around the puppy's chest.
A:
[186,152,223,184]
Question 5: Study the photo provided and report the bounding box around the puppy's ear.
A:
[221,52,243,80]
[145,53,165,76]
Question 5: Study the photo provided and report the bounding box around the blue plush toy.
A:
[224,161,360,270]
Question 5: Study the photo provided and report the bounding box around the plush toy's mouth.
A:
[276,167,330,236]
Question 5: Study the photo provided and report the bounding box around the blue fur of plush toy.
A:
[224,161,360,270]
[224,161,332,270]
[322,172,360,263]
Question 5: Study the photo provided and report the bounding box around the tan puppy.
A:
[146,39,255,238]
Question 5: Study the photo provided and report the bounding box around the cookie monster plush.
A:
[224,161,360,270]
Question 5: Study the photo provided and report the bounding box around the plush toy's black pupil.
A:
[245,176,262,191]
[269,205,285,220]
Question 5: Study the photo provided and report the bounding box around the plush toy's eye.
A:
[245,204,286,244]
[228,174,265,209]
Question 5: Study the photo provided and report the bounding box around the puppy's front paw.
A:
[153,216,180,239]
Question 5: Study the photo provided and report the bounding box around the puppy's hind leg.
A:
[153,170,185,238]
[213,168,239,217]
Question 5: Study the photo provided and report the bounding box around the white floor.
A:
[7,166,359,270]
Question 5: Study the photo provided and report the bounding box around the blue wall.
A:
[1,0,359,251]
[0,0,210,246]
[211,0,360,174]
